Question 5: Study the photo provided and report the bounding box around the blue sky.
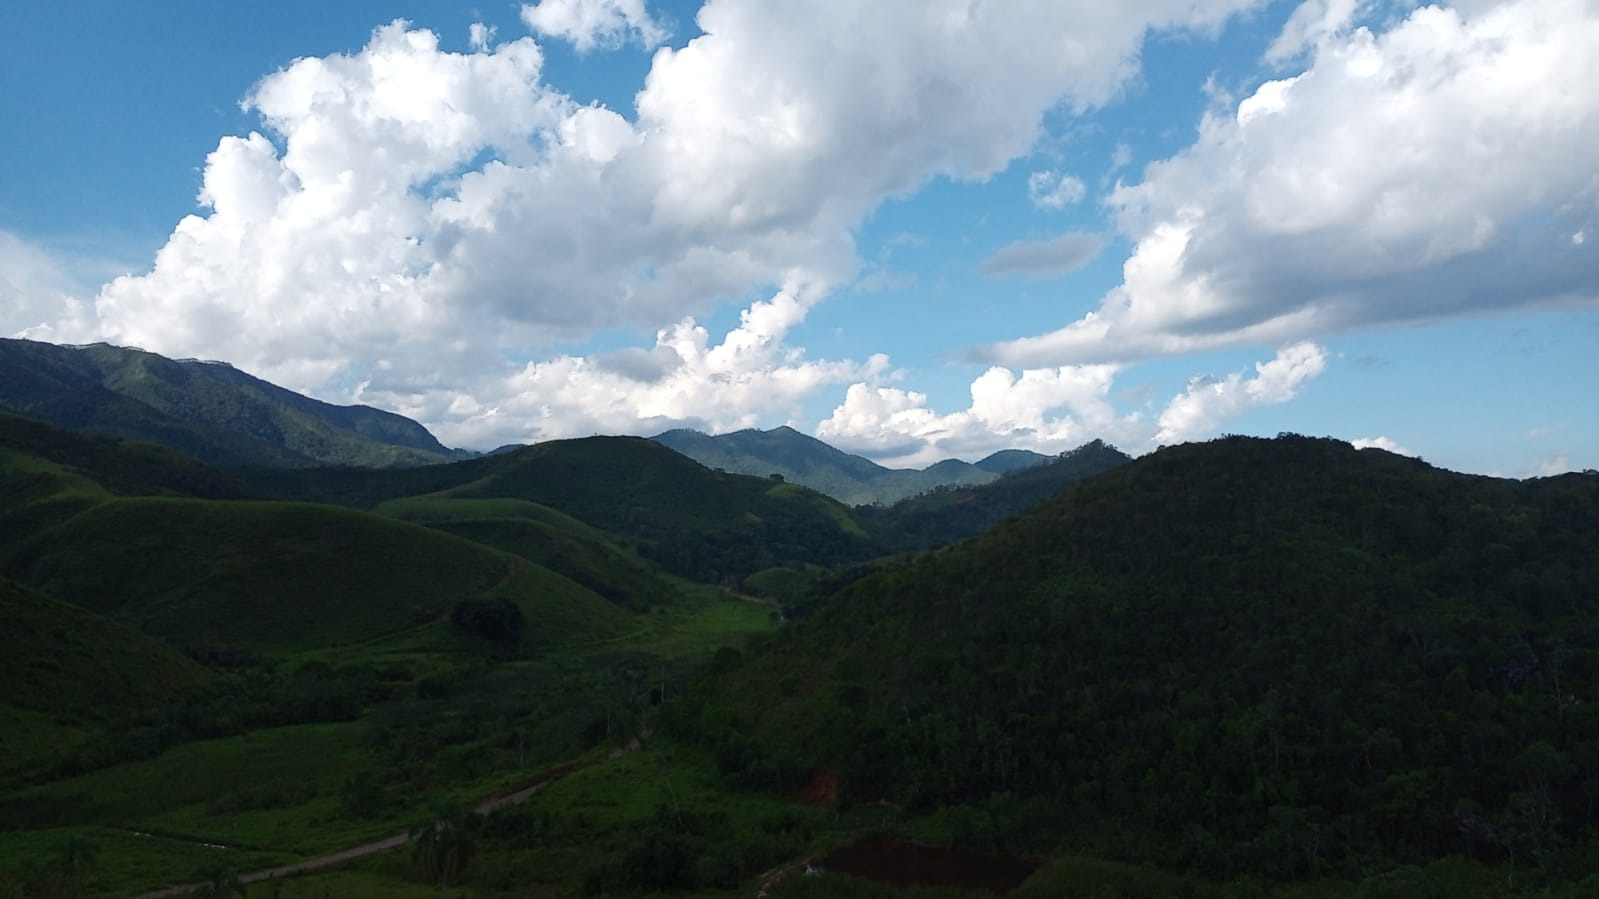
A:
[2,0,1594,475]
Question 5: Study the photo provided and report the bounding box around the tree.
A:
[189,864,245,898]
[411,801,476,896]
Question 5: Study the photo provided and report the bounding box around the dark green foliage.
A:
[861,438,1132,548]
[451,598,526,647]
[654,425,1017,505]
[686,436,1599,884]
[411,801,476,894]
[252,436,886,583]
[0,338,462,468]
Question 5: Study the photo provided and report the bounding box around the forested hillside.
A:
[0,339,462,468]
[678,436,1599,883]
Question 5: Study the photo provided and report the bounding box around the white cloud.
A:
[52,2,1273,445]
[1154,341,1327,445]
[1028,170,1087,209]
[817,343,1326,467]
[980,232,1104,278]
[817,363,1135,467]
[397,283,887,449]
[982,0,1599,369]
[521,0,667,53]
[1265,0,1366,63]
[0,231,108,342]
[1533,453,1572,477]
[1351,435,1416,456]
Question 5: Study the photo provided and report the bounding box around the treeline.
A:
[672,437,1599,884]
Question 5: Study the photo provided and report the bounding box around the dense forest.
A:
[676,436,1599,886]
[4,412,1597,896]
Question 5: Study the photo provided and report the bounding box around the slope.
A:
[861,438,1132,548]
[0,576,209,780]
[653,426,1015,505]
[0,338,461,468]
[0,420,637,655]
[682,436,1599,881]
[252,436,885,583]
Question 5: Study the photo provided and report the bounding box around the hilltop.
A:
[680,435,1599,881]
[653,426,1049,506]
[0,338,464,468]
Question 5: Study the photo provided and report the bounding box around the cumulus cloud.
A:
[1351,435,1416,456]
[0,232,105,342]
[817,343,1326,468]
[1027,170,1087,209]
[521,0,668,52]
[409,283,888,449]
[982,0,1599,369]
[1154,341,1327,445]
[817,363,1133,467]
[59,1,1272,447]
[981,232,1104,278]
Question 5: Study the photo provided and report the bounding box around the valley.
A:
[1,397,1596,897]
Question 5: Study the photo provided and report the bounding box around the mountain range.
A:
[653,425,1051,506]
[0,338,465,468]
[5,337,1595,895]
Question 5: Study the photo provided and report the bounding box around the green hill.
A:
[251,436,885,584]
[0,420,639,656]
[653,426,1027,505]
[0,576,209,780]
[679,436,1599,882]
[376,495,683,610]
[0,339,463,468]
[861,438,1132,548]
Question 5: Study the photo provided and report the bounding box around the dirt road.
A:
[131,758,580,898]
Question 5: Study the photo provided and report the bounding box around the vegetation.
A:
[653,425,1048,506]
[860,438,1132,549]
[679,436,1599,888]
[3,399,1595,896]
[0,339,463,468]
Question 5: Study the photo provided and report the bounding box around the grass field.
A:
[0,588,782,896]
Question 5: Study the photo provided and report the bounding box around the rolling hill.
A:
[861,438,1133,548]
[0,421,641,656]
[0,338,464,468]
[680,436,1599,881]
[652,426,1048,505]
[251,436,887,583]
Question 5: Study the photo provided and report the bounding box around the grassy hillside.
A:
[378,496,682,611]
[5,496,636,654]
[0,576,209,780]
[0,339,461,468]
[252,436,886,584]
[678,436,1599,884]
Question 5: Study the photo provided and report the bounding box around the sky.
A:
[2,0,1595,475]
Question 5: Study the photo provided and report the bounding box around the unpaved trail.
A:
[131,757,584,898]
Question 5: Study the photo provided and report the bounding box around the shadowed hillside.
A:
[678,436,1599,882]
[653,426,1046,505]
[251,436,886,583]
[0,339,463,468]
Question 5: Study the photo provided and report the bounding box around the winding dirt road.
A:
[132,758,583,898]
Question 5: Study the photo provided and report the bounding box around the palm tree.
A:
[410,800,476,897]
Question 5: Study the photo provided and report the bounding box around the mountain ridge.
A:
[0,338,464,469]
[651,425,1051,505]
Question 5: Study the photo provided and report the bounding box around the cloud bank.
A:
[981,0,1599,368]
[4,0,1591,464]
